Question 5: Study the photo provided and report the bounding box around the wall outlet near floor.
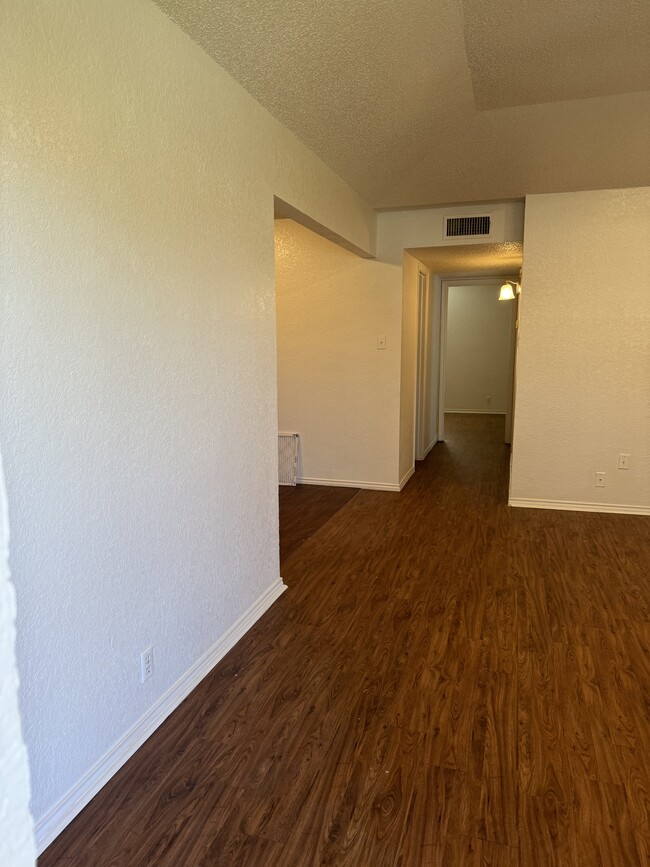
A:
[486,395,492,405]
[618,453,630,470]
[140,645,153,683]
[595,472,606,488]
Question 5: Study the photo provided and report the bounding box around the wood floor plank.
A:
[476,775,519,847]
[399,765,470,856]
[279,483,359,564]
[39,414,650,867]
[569,779,641,867]
[483,669,517,780]
[520,793,573,867]
[418,835,519,867]
[312,724,423,866]
[195,829,287,867]
[518,647,575,804]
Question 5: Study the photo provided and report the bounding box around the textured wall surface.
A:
[445,284,514,413]
[1,0,375,833]
[377,203,525,266]
[511,188,650,510]
[398,254,424,482]
[426,277,442,452]
[0,454,36,866]
[275,220,402,488]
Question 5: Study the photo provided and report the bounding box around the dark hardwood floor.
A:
[40,414,650,866]
[279,483,359,565]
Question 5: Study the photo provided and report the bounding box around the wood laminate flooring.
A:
[279,483,359,565]
[40,414,650,866]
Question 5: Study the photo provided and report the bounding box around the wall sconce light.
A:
[498,280,518,301]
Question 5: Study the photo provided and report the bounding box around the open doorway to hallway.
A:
[438,277,518,446]
[405,245,523,500]
[411,273,519,504]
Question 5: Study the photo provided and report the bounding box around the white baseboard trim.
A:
[445,409,507,415]
[509,497,650,516]
[298,476,400,492]
[35,577,287,855]
[423,440,437,458]
[416,440,437,461]
[399,466,415,490]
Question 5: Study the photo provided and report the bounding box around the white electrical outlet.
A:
[376,335,386,350]
[486,395,492,405]
[618,454,630,470]
[140,646,153,683]
[595,472,606,488]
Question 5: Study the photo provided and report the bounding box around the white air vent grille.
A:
[278,433,300,486]
[445,214,491,238]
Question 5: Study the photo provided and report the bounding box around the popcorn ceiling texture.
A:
[1,0,374,833]
[510,188,650,510]
[0,454,36,866]
[407,243,523,277]
[152,0,650,208]
[460,0,650,109]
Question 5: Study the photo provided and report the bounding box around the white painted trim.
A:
[509,498,650,516]
[399,466,415,490]
[504,296,517,445]
[437,281,449,441]
[445,409,507,415]
[422,439,437,459]
[414,270,431,462]
[35,578,287,854]
[297,476,400,492]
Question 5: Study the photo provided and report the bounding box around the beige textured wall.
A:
[445,284,513,413]
[1,0,375,850]
[398,253,423,484]
[0,452,35,867]
[426,276,442,452]
[377,203,525,266]
[275,220,402,489]
[510,188,650,512]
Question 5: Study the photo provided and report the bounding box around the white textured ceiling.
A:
[152,0,650,208]
[461,0,650,109]
[409,243,523,276]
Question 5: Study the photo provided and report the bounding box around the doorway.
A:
[414,270,437,461]
[413,274,518,457]
[437,277,518,444]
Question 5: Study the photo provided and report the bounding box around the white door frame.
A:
[414,270,430,461]
[504,297,518,445]
[437,274,519,443]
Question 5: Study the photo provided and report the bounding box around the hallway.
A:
[41,415,650,866]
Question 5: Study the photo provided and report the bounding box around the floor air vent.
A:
[444,214,491,238]
[278,433,300,486]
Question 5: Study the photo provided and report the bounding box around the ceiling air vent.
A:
[444,214,491,239]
